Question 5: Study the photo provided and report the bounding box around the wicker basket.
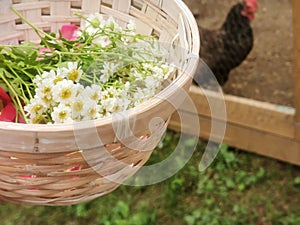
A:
[0,0,199,205]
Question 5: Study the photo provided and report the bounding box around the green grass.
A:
[0,130,299,225]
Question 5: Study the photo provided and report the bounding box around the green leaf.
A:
[184,215,196,225]
[225,178,235,189]
[237,183,245,191]
[294,177,300,185]
[114,201,130,218]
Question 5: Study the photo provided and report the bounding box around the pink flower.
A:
[37,47,52,61]
[61,24,79,41]
[38,47,51,54]
[0,87,25,123]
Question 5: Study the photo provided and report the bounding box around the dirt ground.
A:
[183,0,294,107]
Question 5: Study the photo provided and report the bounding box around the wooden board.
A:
[169,111,300,166]
[186,85,295,139]
[293,0,300,140]
[168,85,300,165]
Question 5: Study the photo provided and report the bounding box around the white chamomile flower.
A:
[124,81,131,91]
[24,98,47,117]
[126,20,136,32]
[141,63,153,71]
[51,104,73,124]
[144,76,159,89]
[121,35,134,45]
[87,13,104,28]
[106,16,122,32]
[55,67,67,83]
[52,79,78,104]
[100,87,126,113]
[81,84,102,102]
[132,87,145,106]
[90,84,102,101]
[98,105,108,117]
[85,27,99,36]
[75,83,85,96]
[35,79,55,106]
[84,13,104,35]
[153,65,164,75]
[121,20,136,44]
[104,86,118,100]
[61,62,83,83]
[118,97,131,111]
[100,62,119,83]
[130,68,143,80]
[102,98,118,113]
[146,86,156,97]
[82,100,100,120]
[92,35,111,48]
[44,69,57,79]
[71,95,85,120]
[161,64,175,79]
[32,75,42,85]
[33,70,56,85]
[29,114,45,124]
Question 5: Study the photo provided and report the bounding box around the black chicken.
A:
[194,0,258,86]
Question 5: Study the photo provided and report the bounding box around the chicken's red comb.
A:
[244,0,258,11]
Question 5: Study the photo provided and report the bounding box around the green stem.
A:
[10,7,53,41]
[6,65,34,99]
[10,7,69,52]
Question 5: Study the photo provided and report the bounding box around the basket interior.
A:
[1,0,192,46]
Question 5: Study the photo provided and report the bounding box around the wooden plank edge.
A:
[292,0,300,140]
[186,85,295,139]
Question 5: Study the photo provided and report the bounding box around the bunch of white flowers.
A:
[79,13,137,47]
[23,14,174,124]
[25,61,173,124]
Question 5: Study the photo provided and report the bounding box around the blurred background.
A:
[187,0,294,107]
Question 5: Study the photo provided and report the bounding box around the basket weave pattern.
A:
[0,0,199,205]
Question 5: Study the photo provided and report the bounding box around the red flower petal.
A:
[0,87,11,106]
[17,113,26,124]
[0,103,16,122]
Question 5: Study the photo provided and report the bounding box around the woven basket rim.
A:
[0,0,200,133]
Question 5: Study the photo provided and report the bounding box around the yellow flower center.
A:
[32,104,43,113]
[88,108,97,117]
[108,91,114,98]
[90,92,99,101]
[102,94,108,100]
[101,108,106,115]
[74,101,83,112]
[68,70,79,82]
[32,115,43,124]
[42,96,52,104]
[59,111,68,120]
[43,86,51,95]
[54,76,63,84]
[60,88,72,99]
